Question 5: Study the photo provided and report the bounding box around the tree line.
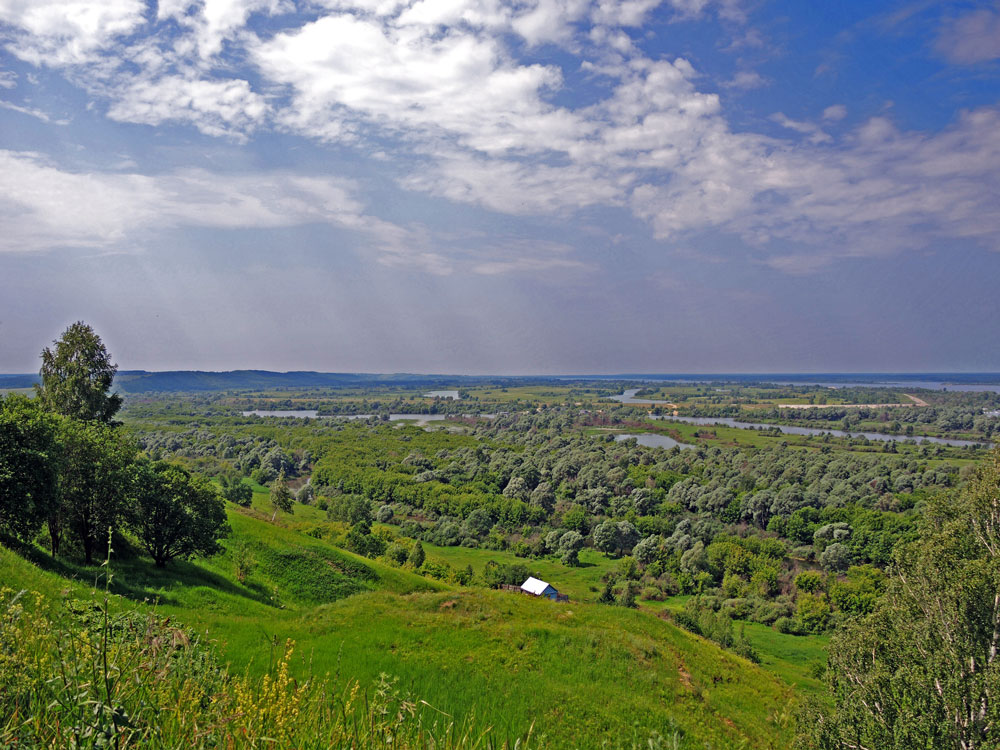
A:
[0,323,229,566]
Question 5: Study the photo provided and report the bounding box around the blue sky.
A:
[1,0,999,374]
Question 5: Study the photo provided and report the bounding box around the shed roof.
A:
[521,577,555,595]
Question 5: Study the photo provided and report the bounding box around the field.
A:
[1,501,802,748]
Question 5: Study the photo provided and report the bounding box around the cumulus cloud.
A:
[0,150,414,256]
[105,75,267,138]
[935,5,1000,64]
[631,107,1000,264]
[1,0,999,277]
[0,0,147,64]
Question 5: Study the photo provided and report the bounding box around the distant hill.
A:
[0,374,38,388]
[112,370,532,393]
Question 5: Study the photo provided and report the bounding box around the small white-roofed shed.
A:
[520,577,560,600]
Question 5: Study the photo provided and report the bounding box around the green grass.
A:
[2,504,806,748]
[418,539,617,602]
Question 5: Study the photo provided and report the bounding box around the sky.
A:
[1,0,999,375]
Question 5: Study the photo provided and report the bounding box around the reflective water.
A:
[242,409,319,418]
[614,433,694,450]
[654,415,991,448]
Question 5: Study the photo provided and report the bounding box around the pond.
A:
[242,409,319,418]
[424,390,460,399]
[614,433,694,450]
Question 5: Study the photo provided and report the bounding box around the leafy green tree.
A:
[0,395,62,544]
[35,322,122,423]
[819,542,850,572]
[797,448,1000,750]
[55,418,136,563]
[269,472,293,522]
[592,520,618,556]
[633,534,660,565]
[407,540,425,568]
[231,539,256,583]
[616,580,639,608]
[129,461,230,567]
[558,530,584,566]
[219,472,252,507]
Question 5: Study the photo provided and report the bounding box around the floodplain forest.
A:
[2,322,1000,748]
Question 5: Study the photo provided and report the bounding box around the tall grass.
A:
[0,583,552,749]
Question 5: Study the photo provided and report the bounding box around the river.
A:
[609,391,992,448]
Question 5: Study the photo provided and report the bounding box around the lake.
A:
[614,433,693,450]
[242,410,479,424]
[242,409,319,418]
[424,390,460,399]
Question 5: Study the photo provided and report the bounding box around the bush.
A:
[774,616,807,635]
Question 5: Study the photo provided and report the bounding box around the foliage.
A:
[35,321,122,424]
[269,472,294,522]
[218,471,253,507]
[0,395,60,543]
[797,448,1000,749]
[55,418,136,563]
[128,460,230,567]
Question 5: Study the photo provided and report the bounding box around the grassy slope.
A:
[1,503,802,748]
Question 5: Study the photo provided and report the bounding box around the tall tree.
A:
[0,395,61,544]
[797,448,1000,750]
[36,321,122,424]
[269,472,293,522]
[56,419,135,563]
[128,461,230,567]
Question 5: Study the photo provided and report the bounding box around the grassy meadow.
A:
[1,496,805,748]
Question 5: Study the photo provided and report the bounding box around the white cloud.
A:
[0,70,15,88]
[935,6,1000,64]
[592,0,662,27]
[0,99,69,123]
[0,150,414,256]
[0,0,147,64]
[255,13,583,153]
[2,0,999,279]
[822,104,847,121]
[722,70,767,89]
[105,75,267,138]
[630,107,1000,264]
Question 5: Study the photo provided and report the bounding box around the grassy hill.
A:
[1,501,803,748]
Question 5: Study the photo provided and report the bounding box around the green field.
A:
[2,501,804,748]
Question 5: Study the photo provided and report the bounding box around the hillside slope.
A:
[1,505,799,748]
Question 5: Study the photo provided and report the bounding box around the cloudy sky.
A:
[1,0,999,374]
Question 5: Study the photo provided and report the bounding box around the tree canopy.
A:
[798,448,1000,750]
[129,461,230,567]
[36,321,122,423]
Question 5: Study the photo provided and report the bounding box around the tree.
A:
[129,461,230,567]
[269,472,293,522]
[35,322,122,423]
[54,419,136,563]
[593,520,618,556]
[219,472,252,507]
[0,395,61,544]
[633,534,660,566]
[407,540,425,568]
[819,542,850,572]
[797,448,1000,750]
[558,530,584,566]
